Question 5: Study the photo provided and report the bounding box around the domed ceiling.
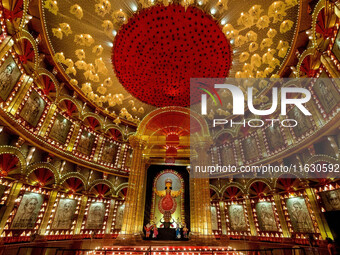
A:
[41,0,300,122]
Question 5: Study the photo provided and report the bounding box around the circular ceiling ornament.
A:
[112,4,232,107]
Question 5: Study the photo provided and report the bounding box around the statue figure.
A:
[154,178,182,228]
[183,223,188,239]
[144,223,152,238]
[152,223,158,238]
[175,218,181,239]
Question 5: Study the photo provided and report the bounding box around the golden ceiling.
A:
[41,0,300,122]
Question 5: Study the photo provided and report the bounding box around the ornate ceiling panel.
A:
[41,0,300,122]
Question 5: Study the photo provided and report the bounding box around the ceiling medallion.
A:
[112,4,232,107]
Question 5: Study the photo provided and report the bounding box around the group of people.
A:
[144,218,189,240]
[144,222,158,239]
[175,221,189,239]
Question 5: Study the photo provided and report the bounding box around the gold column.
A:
[189,175,197,233]
[190,139,216,243]
[66,124,80,152]
[93,135,104,162]
[119,135,146,239]
[219,201,227,235]
[8,75,32,115]
[39,189,58,234]
[105,199,116,235]
[273,192,291,238]
[245,197,257,236]
[305,187,333,240]
[0,181,23,235]
[38,104,57,136]
[135,158,147,233]
[74,193,88,234]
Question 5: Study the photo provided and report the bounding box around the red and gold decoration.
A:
[112,4,232,107]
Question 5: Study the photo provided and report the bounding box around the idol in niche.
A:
[154,178,182,228]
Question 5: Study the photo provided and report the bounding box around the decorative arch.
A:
[91,183,112,197]
[58,96,82,117]
[209,184,220,200]
[81,113,104,131]
[311,1,337,49]
[61,177,86,194]
[60,172,88,191]
[117,187,128,199]
[213,130,235,145]
[221,184,245,200]
[26,162,60,184]
[104,126,123,141]
[136,107,209,137]
[88,179,115,196]
[0,146,26,174]
[297,51,321,78]
[247,180,272,198]
[27,167,55,187]
[115,182,128,197]
[13,30,39,71]
[274,173,303,193]
[305,154,339,165]
[35,68,60,100]
[0,153,21,177]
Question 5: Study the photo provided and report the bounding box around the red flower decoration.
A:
[112,4,232,107]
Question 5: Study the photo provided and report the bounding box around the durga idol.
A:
[154,178,182,228]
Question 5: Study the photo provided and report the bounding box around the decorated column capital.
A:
[128,135,147,150]
[192,136,213,151]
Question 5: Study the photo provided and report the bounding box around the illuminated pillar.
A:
[119,135,146,239]
[66,124,81,152]
[39,189,59,234]
[74,193,88,234]
[305,187,333,240]
[0,181,23,235]
[245,196,257,236]
[93,135,104,162]
[272,191,291,238]
[135,159,148,233]
[190,139,216,243]
[38,104,57,136]
[219,201,227,235]
[8,75,32,115]
[105,199,116,235]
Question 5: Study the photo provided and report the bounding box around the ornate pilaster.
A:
[245,196,257,236]
[7,75,32,115]
[219,201,227,235]
[93,135,104,162]
[38,104,57,136]
[105,199,116,235]
[39,189,59,234]
[118,135,146,241]
[272,190,291,238]
[74,193,88,234]
[190,138,216,244]
[0,181,23,235]
[66,124,81,152]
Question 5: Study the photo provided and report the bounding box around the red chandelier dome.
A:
[112,4,232,107]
